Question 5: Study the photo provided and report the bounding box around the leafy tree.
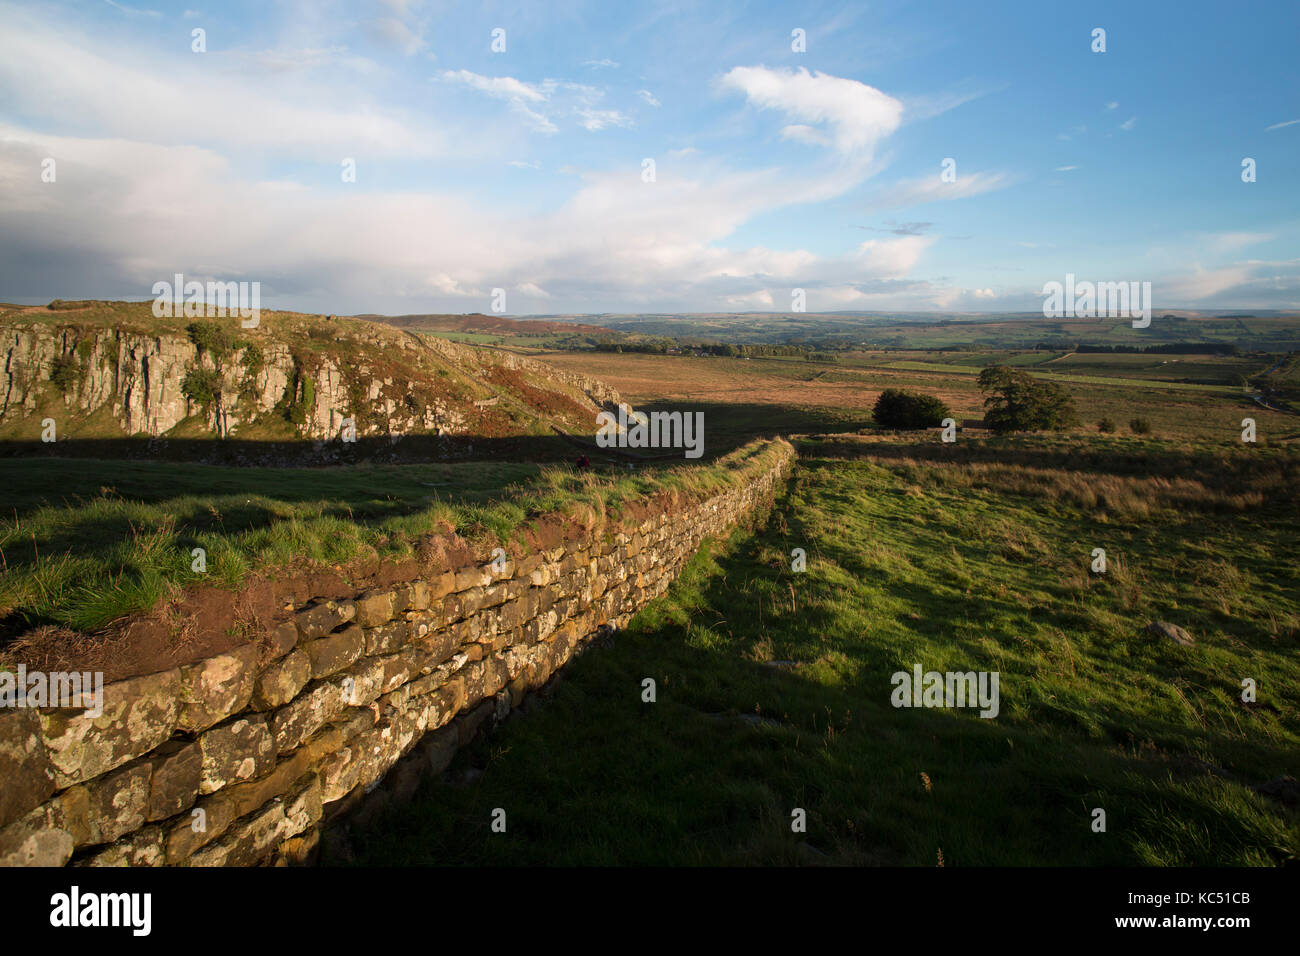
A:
[49,354,82,394]
[977,365,1076,433]
[181,367,223,407]
[873,388,951,429]
[185,320,234,361]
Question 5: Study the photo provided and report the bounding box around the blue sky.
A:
[1,0,1297,314]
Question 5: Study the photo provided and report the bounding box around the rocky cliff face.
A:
[0,304,619,443]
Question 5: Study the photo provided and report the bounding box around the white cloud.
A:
[637,89,661,107]
[869,170,1012,208]
[1163,264,1254,300]
[440,70,548,103]
[718,65,902,155]
[0,10,443,158]
[854,236,934,275]
[1120,116,1137,130]
[725,289,774,308]
[439,70,558,133]
[1202,231,1272,253]
[0,24,929,314]
[577,108,631,131]
[779,124,831,147]
[1105,101,1118,110]
[1265,118,1300,131]
[583,58,619,69]
[369,16,425,55]
[1055,165,1078,172]
[0,120,928,313]
[103,0,160,17]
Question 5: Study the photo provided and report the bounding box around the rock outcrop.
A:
[0,304,618,443]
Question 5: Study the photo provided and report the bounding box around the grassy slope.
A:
[350,435,1299,866]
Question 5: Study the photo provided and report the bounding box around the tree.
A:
[873,388,951,429]
[977,365,1076,433]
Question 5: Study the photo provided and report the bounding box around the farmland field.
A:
[537,348,1298,447]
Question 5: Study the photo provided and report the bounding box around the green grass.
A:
[350,436,1300,866]
[0,441,791,636]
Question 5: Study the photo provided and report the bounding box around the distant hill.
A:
[358,312,615,337]
[521,311,1300,351]
[0,301,620,447]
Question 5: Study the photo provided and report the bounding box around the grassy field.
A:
[351,434,1300,865]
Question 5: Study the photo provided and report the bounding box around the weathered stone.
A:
[295,600,355,640]
[420,725,458,774]
[441,594,464,626]
[38,668,182,787]
[355,589,398,628]
[508,675,529,709]
[267,620,299,658]
[1148,620,1195,647]
[325,715,419,801]
[426,571,455,601]
[147,739,202,821]
[416,622,459,667]
[303,724,345,765]
[164,793,236,863]
[0,709,56,829]
[333,706,380,743]
[454,700,494,748]
[455,565,492,591]
[199,715,274,793]
[339,656,385,707]
[76,759,152,844]
[405,580,431,611]
[77,825,164,867]
[253,648,311,709]
[217,747,312,820]
[484,656,507,697]
[304,624,364,679]
[178,644,259,733]
[271,679,348,753]
[0,800,74,866]
[364,620,409,656]
[275,828,319,866]
[188,775,317,868]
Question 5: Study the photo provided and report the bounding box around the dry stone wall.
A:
[0,441,793,866]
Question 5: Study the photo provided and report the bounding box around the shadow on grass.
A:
[345,478,1298,867]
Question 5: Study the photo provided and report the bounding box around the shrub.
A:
[181,367,223,407]
[1129,417,1151,435]
[873,388,951,430]
[1098,418,1116,432]
[185,320,234,360]
[240,342,264,376]
[282,370,314,426]
[978,366,1076,433]
[49,354,81,394]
